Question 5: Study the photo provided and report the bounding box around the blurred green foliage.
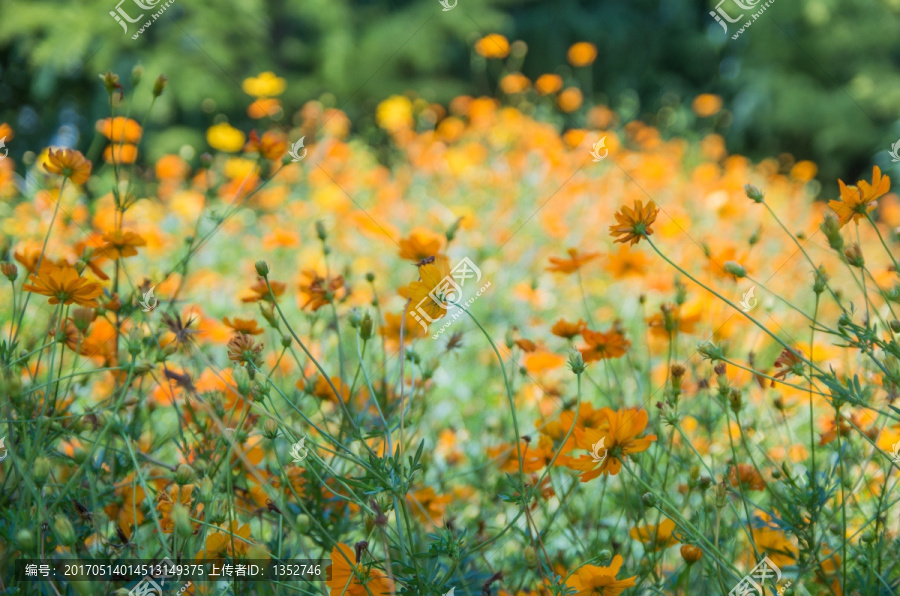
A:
[0,0,899,184]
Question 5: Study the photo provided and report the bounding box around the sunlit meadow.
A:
[1,34,900,596]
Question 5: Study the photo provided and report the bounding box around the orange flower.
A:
[398,259,453,327]
[567,42,598,67]
[681,544,703,564]
[248,98,283,119]
[579,328,630,362]
[245,130,288,161]
[728,463,765,491]
[551,318,587,339]
[610,199,659,245]
[44,148,92,184]
[380,312,427,345]
[156,484,203,534]
[547,248,599,274]
[242,277,285,303]
[406,486,452,524]
[692,93,723,117]
[535,74,563,95]
[500,73,531,94]
[298,269,345,311]
[630,518,678,549]
[566,554,637,596]
[95,230,147,259]
[226,334,263,366]
[96,117,143,143]
[828,165,890,226]
[474,34,510,59]
[223,317,264,335]
[103,144,138,164]
[326,542,395,596]
[488,435,555,473]
[23,264,103,307]
[569,407,657,479]
[750,521,798,568]
[309,375,351,403]
[605,245,651,278]
[557,88,583,113]
[197,521,253,559]
[398,229,443,262]
[772,347,806,383]
[515,338,538,352]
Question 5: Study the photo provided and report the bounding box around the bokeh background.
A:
[1,0,899,189]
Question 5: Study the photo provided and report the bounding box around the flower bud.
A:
[281,334,292,348]
[315,220,327,241]
[16,528,36,550]
[348,308,362,328]
[263,419,279,439]
[821,213,844,251]
[295,513,310,532]
[597,549,612,562]
[843,243,864,268]
[359,311,374,341]
[53,515,76,546]
[641,492,658,508]
[100,71,120,95]
[175,464,193,486]
[523,545,538,568]
[172,504,193,538]
[152,74,168,98]
[890,320,900,333]
[744,184,764,203]
[567,349,586,374]
[681,544,703,564]
[199,477,213,501]
[698,341,725,362]
[365,272,376,283]
[715,481,727,508]
[131,64,144,87]
[1,262,17,282]
[723,261,747,278]
[255,260,269,277]
[34,456,50,486]
[728,388,742,413]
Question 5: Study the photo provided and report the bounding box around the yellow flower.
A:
[474,34,510,59]
[376,95,414,133]
[567,42,598,67]
[241,71,286,98]
[629,518,678,550]
[557,88,584,113]
[398,259,453,326]
[23,263,103,307]
[535,74,563,95]
[828,165,890,227]
[692,93,723,117]
[43,148,92,184]
[566,554,637,596]
[206,123,246,153]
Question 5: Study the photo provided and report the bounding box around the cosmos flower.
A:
[547,248,599,274]
[579,328,630,362]
[398,259,453,326]
[630,518,679,550]
[828,166,890,227]
[326,542,395,596]
[569,407,657,478]
[609,199,659,245]
[566,554,637,596]
[474,34,510,59]
[44,148,92,184]
[223,317,264,335]
[23,264,103,307]
[95,230,147,259]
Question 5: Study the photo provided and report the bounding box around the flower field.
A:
[1,34,900,596]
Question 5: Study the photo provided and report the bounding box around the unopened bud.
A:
[568,349,586,374]
[315,220,327,241]
[723,261,746,278]
[16,528,36,550]
[255,260,269,277]
[175,464,193,485]
[152,74,168,98]
[263,419,279,439]
[642,492,658,508]
[34,457,50,486]
[359,312,374,341]
[744,184,764,203]
[53,515,76,546]
[1,262,17,281]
